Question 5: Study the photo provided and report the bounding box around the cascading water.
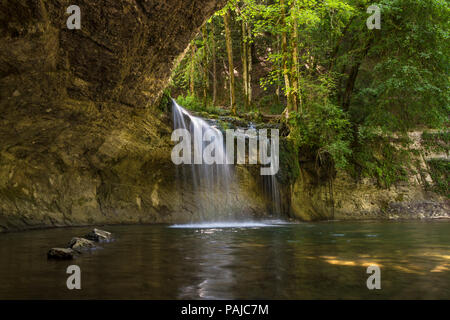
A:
[263,174,281,216]
[172,99,233,222]
[171,99,282,223]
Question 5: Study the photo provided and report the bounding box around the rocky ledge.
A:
[386,200,450,220]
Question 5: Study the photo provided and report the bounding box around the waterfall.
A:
[171,99,281,222]
[172,99,233,222]
[263,174,281,216]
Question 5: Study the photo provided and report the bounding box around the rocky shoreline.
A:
[385,200,450,220]
[0,200,447,236]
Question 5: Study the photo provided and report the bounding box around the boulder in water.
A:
[47,248,76,260]
[68,237,96,251]
[85,228,112,242]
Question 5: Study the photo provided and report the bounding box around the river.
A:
[0,220,449,299]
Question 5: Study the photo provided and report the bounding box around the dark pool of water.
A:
[0,220,449,299]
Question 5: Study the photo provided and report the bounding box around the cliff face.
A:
[1,0,227,108]
[0,0,273,232]
[2,2,446,232]
[289,132,449,221]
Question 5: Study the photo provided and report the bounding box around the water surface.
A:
[0,220,449,299]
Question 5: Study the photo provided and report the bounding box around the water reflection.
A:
[0,221,449,299]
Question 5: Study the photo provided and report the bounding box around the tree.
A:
[280,0,293,115]
[211,21,218,106]
[202,25,209,108]
[224,8,236,115]
[238,4,253,110]
[189,42,196,97]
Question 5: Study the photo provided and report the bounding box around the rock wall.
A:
[289,132,449,221]
[1,0,227,108]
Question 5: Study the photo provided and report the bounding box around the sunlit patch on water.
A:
[169,220,290,229]
[319,255,383,268]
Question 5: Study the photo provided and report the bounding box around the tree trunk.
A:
[190,43,196,97]
[241,18,248,110]
[342,38,373,111]
[280,0,292,116]
[224,9,236,115]
[223,9,236,115]
[247,23,252,109]
[276,34,281,104]
[202,25,209,108]
[291,1,299,112]
[211,22,217,106]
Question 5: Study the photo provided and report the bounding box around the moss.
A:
[422,131,450,155]
[157,89,172,114]
[352,136,410,189]
[277,138,300,185]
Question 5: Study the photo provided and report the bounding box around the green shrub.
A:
[352,128,410,188]
[427,159,450,198]
[176,95,203,111]
[257,95,285,115]
[175,95,227,116]
[422,131,450,155]
[288,102,353,170]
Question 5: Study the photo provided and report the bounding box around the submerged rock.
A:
[68,237,96,251]
[47,231,110,259]
[47,248,76,260]
[85,228,112,242]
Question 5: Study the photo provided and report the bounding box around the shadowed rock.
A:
[85,228,112,242]
[47,248,76,260]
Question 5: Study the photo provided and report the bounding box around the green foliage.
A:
[352,128,410,188]
[422,131,450,155]
[157,89,171,113]
[427,159,450,198]
[277,138,301,185]
[257,95,285,114]
[176,95,203,111]
[170,0,449,189]
[176,95,224,115]
[288,102,353,170]
[351,0,449,131]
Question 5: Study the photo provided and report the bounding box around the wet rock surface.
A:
[290,166,449,221]
[48,228,112,259]
[47,248,76,260]
[85,228,112,242]
[386,200,450,219]
[68,237,96,251]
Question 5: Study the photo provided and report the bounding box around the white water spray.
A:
[171,99,281,223]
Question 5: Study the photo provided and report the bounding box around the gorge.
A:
[0,0,449,301]
[0,0,448,233]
